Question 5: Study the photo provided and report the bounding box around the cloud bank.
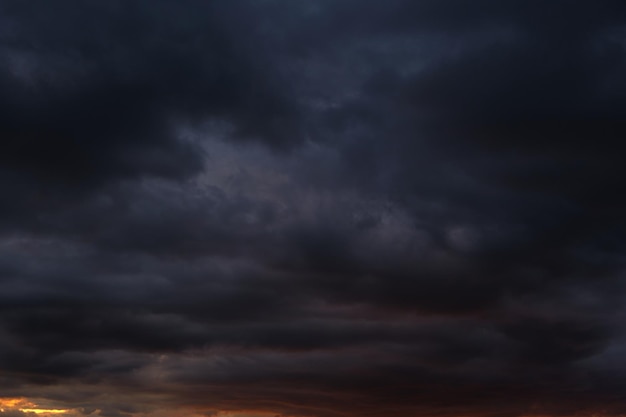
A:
[1,1,626,416]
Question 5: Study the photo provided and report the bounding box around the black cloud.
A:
[1,1,626,417]
[0,0,298,187]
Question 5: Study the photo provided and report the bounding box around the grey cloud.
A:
[2,1,626,417]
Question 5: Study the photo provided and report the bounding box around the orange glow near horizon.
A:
[20,409,69,415]
[0,397,70,415]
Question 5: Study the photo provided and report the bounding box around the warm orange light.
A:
[0,398,69,415]
[20,408,69,415]
[0,397,28,408]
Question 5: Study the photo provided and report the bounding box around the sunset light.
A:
[0,398,70,415]
[20,409,70,415]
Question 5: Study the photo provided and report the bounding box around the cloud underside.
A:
[2,1,626,416]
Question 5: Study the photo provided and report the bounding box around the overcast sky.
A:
[1,1,626,416]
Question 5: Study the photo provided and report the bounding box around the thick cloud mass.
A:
[1,1,626,416]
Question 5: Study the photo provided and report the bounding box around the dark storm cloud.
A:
[2,1,626,417]
[0,0,298,187]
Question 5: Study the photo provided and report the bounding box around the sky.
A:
[1,1,626,416]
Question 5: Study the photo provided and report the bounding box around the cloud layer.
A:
[2,1,626,416]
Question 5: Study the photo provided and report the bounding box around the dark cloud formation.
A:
[0,0,297,185]
[1,1,626,416]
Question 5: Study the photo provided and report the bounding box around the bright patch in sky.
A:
[0,398,69,415]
